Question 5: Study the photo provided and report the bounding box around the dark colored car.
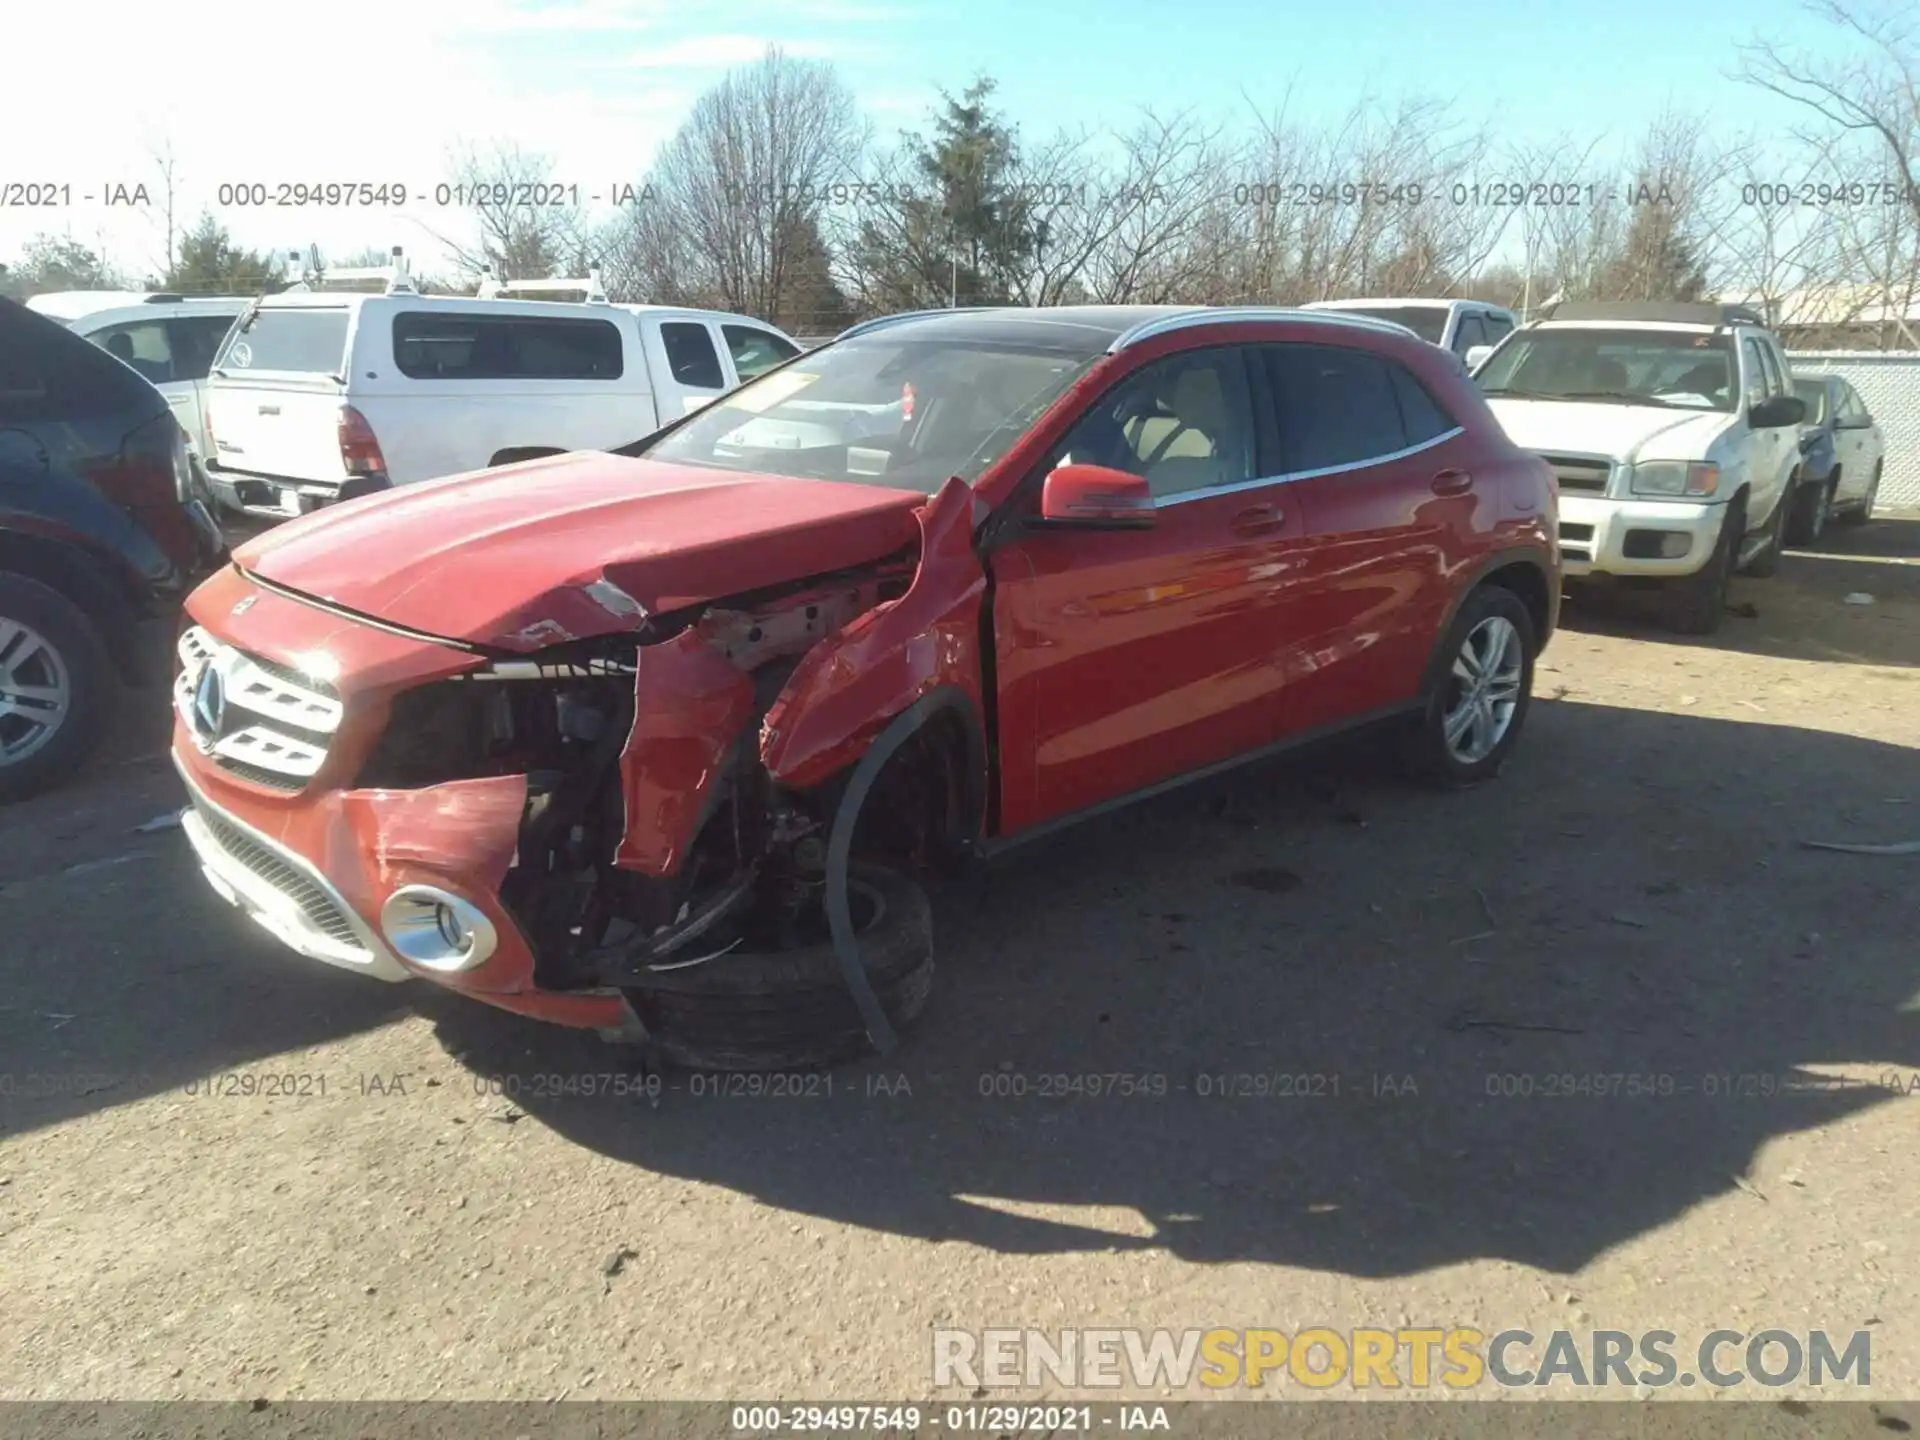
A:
[0,297,227,800]
[1788,373,1888,545]
[172,304,1557,1069]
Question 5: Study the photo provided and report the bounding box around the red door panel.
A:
[989,490,1311,833]
[1283,443,1471,731]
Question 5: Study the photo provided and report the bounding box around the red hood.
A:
[233,453,927,651]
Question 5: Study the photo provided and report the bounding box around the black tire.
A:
[1784,472,1833,547]
[0,574,111,804]
[1662,499,1740,635]
[1739,486,1789,578]
[1836,463,1880,527]
[1401,584,1538,788]
[629,863,934,1071]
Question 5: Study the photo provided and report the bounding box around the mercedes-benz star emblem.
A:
[192,662,227,746]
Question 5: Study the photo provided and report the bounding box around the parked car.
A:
[0,298,226,800]
[24,291,252,475]
[170,303,1557,1067]
[1473,300,1807,634]
[1303,298,1519,366]
[201,264,802,518]
[1786,373,1887,545]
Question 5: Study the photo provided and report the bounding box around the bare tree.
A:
[1737,2,1920,345]
[147,138,182,281]
[608,47,865,327]
[438,140,591,285]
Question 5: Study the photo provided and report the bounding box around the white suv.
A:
[1302,297,1519,365]
[1474,300,1807,634]
[24,291,251,466]
[202,259,802,517]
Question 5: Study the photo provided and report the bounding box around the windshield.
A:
[1477,327,1737,411]
[634,331,1104,493]
[215,307,351,376]
[1793,378,1827,424]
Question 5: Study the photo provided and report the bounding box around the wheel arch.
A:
[1419,547,1556,699]
[0,530,137,676]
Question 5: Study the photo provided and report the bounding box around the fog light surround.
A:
[379,886,498,972]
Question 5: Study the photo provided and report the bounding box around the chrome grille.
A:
[1539,454,1613,494]
[176,626,342,790]
[188,795,364,950]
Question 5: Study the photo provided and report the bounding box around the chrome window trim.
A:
[1153,425,1465,508]
[1110,307,1423,353]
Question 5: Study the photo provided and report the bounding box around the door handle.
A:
[1431,469,1473,497]
[1229,503,1285,535]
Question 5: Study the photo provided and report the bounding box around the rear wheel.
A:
[1836,463,1881,527]
[627,863,934,1072]
[0,575,110,804]
[1402,585,1537,788]
[1784,473,1833,547]
[1662,499,1740,635]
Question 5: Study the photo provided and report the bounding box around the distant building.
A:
[1717,283,1920,351]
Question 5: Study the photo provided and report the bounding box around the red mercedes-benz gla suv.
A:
[170,305,1558,1067]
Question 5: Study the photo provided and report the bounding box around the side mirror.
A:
[1038,463,1157,529]
[1464,344,1494,372]
[1748,394,1806,429]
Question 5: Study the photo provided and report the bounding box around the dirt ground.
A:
[1,515,1918,1409]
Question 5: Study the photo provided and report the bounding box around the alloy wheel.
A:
[1442,615,1523,765]
[0,617,74,767]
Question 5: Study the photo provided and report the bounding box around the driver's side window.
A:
[1050,347,1256,501]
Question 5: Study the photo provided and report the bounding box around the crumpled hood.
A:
[1486,398,1735,460]
[233,452,926,651]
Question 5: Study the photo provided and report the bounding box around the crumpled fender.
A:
[614,626,756,877]
[760,476,987,792]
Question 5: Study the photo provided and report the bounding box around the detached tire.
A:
[1402,584,1537,789]
[0,575,110,804]
[631,863,933,1072]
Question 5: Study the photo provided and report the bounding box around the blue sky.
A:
[0,0,1871,281]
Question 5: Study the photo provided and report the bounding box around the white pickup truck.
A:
[1472,300,1809,634]
[202,257,801,517]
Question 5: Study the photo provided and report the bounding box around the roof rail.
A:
[476,263,608,303]
[1537,299,1767,329]
[1108,305,1424,352]
[836,307,1005,341]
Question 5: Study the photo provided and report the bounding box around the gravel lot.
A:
[2,517,1917,1408]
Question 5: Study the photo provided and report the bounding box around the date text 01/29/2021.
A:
[729,1406,1171,1433]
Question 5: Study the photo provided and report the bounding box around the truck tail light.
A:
[338,404,387,477]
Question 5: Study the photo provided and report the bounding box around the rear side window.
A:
[1389,365,1457,445]
[1264,344,1418,472]
[660,322,725,389]
[218,309,352,375]
[1453,314,1488,354]
[723,324,799,381]
[167,315,241,382]
[0,302,153,422]
[391,312,624,380]
[87,319,178,384]
[1483,314,1515,343]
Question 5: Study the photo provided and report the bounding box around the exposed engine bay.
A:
[351,552,964,1003]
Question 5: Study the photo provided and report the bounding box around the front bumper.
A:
[176,755,412,982]
[1555,495,1727,578]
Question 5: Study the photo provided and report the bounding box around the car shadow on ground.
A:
[421,698,1920,1278]
[1559,515,1920,669]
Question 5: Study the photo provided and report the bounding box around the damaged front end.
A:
[181,474,987,1056]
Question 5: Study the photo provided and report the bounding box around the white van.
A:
[25,291,251,465]
[202,262,802,516]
